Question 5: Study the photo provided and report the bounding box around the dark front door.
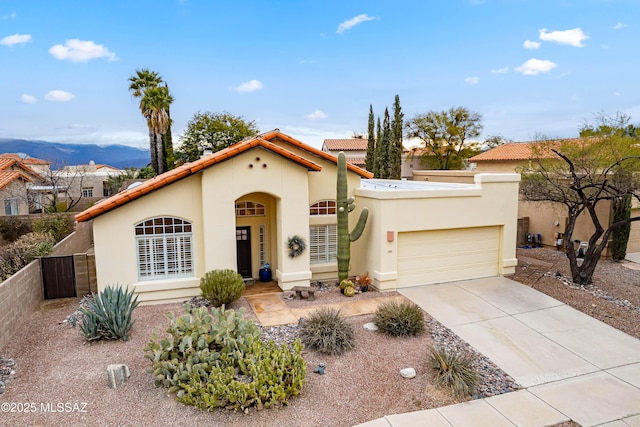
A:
[41,256,76,299]
[236,226,252,278]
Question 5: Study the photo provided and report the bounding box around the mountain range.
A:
[0,138,150,169]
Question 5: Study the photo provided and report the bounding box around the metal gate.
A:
[41,256,76,299]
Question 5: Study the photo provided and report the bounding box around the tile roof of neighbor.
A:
[0,170,32,190]
[323,138,369,151]
[468,139,584,162]
[75,130,373,222]
[0,157,43,177]
[0,153,51,165]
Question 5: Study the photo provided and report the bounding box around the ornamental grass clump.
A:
[79,285,140,341]
[145,304,306,412]
[429,347,479,399]
[298,307,355,355]
[374,299,425,337]
[200,269,245,307]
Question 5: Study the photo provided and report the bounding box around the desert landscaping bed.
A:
[0,247,636,426]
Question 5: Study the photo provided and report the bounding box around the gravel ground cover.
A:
[2,247,634,426]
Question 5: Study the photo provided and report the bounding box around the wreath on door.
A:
[287,235,306,258]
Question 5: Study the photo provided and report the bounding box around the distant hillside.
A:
[0,138,150,169]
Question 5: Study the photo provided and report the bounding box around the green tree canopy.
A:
[176,111,259,163]
[405,106,482,170]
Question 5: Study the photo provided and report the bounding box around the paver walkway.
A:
[244,291,406,327]
[357,276,640,427]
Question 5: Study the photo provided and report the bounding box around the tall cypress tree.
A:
[374,117,383,178]
[365,104,376,173]
[388,95,404,179]
[376,108,391,179]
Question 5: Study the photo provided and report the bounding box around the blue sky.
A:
[1,0,639,150]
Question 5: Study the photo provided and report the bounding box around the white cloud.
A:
[233,79,263,93]
[48,39,118,62]
[336,14,375,34]
[20,94,36,104]
[539,28,588,47]
[44,90,75,102]
[614,91,621,96]
[523,40,541,49]
[613,22,627,30]
[465,76,479,85]
[1,12,16,20]
[515,58,557,75]
[306,109,328,120]
[491,67,509,74]
[0,33,31,46]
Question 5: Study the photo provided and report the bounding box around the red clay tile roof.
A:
[467,139,583,162]
[76,130,372,222]
[0,153,51,165]
[0,170,32,190]
[323,138,369,151]
[346,157,366,166]
[0,157,44,178]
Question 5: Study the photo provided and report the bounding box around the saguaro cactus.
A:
[337,152,369,282]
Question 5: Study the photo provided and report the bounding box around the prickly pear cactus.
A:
[337,152,369,283]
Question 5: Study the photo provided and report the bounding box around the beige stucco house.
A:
[76,130,520,304]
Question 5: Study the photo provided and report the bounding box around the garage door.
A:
[397,226,500,288]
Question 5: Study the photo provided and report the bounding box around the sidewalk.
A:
[357,277,640,427]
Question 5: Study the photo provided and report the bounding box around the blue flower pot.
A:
[259,267,272,282]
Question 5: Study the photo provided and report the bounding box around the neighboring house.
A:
[322,138,368,168]
[55,161,127,211]
[0,154,50,215]
[76,130,520,304]
[467,140,640,253]
[323,138,428,179]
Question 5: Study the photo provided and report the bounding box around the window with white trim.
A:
[309,200,336,215]
[82,187,94,197]
[135,217,194,281]
[309,224,337,264]
[4,198,18,215]
[235,201,265,216]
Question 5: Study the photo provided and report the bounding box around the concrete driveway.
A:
[358,276,640,427]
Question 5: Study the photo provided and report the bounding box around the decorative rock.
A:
[107,364,130,389]
[400,368,416,379]
[363,322,378,331]
[313,363,326,375]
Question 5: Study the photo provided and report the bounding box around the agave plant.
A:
[80,285,140,341]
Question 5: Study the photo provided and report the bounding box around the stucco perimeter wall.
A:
[352,174,521,290]
[518,199,612,251]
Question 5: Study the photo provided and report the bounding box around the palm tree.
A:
[128,69,173,175]
[141,86,173,175]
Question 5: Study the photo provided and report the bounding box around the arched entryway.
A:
[235,192,278,279]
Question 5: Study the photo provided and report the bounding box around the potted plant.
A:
[355,272,371,292]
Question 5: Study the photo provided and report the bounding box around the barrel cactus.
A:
[337,152,369,283]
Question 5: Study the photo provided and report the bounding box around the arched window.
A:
[309,200,336,215]
[235,201,265,216]
[135,217,193,281]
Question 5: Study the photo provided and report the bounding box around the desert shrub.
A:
[145,304,306,411]
[0,231,55,281]
[0,217,32,242]
[200,269,245,307]
[374,299,425,337]
[32,214,75,243]
[79,285,140,341]
[429,347,479,398]
[298,307,355,355]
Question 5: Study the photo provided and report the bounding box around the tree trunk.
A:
[149,128,158,174]
[155,133,165,175]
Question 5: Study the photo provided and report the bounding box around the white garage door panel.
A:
[628,220,640,253]
[397,227,500,288]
